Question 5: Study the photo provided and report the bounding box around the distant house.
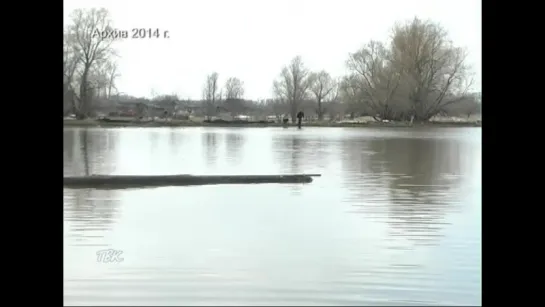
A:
[215,106,233,121]
[111,102,146,117]
[178,104,206,117]
[147,104,170,118]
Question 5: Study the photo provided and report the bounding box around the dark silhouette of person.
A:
[296,111,305,128]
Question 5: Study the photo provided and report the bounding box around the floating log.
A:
[63,174,322,189]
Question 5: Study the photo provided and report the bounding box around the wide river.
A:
[63,126,481,306]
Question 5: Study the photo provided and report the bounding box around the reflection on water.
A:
[342,137,471,246]
[63,129,117,176]
[64,189,120,247]
[64,127,481,306]
[203,132,219,166]
[225,132,245,165]
[275,137,304,174]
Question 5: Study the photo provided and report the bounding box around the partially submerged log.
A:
[64,174,322,189]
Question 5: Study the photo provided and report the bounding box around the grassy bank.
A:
[63,117,481,128]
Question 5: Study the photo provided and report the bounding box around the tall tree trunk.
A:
[79,65,91,119]
[317,98,323,120]
[290,102,297,123]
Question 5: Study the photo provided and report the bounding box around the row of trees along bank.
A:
[63,8,480,122]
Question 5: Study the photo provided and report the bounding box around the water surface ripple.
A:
[64,127,481,306]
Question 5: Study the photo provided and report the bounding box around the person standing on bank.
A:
[296,111,305,129]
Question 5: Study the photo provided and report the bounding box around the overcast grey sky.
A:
[64,0,481,100]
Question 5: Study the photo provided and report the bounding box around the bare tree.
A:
[390,17,474,121]
[225,77,245,99]
[273,56,312,122]
[202,72,220,120]
[442,92,481,118]
[347,40,402,121]
[263,98,288,120]
[63,33,80,93]
[65,8,116,118]
[308,70,337,120]
[223,77,246,115]
[64,31,83,115]
[338,75,370,119]
[87,59,109,99]
[324,78,343,120]
[104,61,120,99]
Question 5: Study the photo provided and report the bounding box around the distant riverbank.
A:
[63,117,481,128]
